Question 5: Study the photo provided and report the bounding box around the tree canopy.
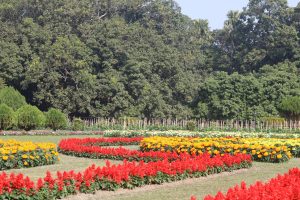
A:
[0,0,299,120]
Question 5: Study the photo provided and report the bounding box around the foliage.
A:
[0,78,6,89]
[0,87,26,110]
[0,103,14,130]
[45,108,68,131]
[72,118,84,131]
[16,105,45,131]
[0,139,58,170]
[186,121,196,131]
[279,96,300,120]
[261,116,286,124]
[0,0,299,120]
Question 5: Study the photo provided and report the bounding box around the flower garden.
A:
[140,137,300,162]
[0,139,58,170]
[0,132,299,200]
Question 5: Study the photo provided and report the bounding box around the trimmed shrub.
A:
[0,87,26,110]
[186,121,196,131]
[72,118,84,131]
[0,104,14,130]
[16,105,45,131]
[45,108,68,131]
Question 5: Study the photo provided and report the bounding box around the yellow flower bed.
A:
[140,137,300,163]
[0,139,59,170]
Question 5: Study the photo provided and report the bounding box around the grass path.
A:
[63,158,300,200]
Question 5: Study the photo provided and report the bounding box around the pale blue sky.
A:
[175,0,299,30]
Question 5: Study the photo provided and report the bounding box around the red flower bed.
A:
[58,137,184,161]
[0,137,252,199]
[191,168,300,200]
[0,154,251,199]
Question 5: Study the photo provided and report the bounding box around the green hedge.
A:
[0,104,14,130]
[45,108,68,130]
[0,87,26,110]
[16,105,45,131]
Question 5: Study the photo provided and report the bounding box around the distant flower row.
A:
[140,136,300,163]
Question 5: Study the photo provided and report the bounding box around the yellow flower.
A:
[258,154,262,158]
[263,152,269,157]
[2,156,8,161]
[277,154,282,159]
[22,155,28,159]
[213,150,219,155]
[24,161,28,166]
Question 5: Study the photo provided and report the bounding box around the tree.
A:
[16,105,45,130]
[22,35,97,116]
[213,0,298,73]
[0,87,26,110]
[279,96,300,120]
[45,108,68,130]
[0,0,300,120]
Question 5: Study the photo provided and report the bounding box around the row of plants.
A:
[190,168,300,200]
[0,153,252,199]
[1,129,300,138]
[76,137,143,147]
[0,87,94,132]
[0,104,68,131]
[103,130,300,139]
[140,137,300,163]
[58,137,182,162]
[0,130,104,136]
[59,122,300,133]
[0,139,59,170]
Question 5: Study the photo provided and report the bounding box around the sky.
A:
[175,0,300,30]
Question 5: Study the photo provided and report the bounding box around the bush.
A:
[16,105,45,131]
[0,104,14,130]
[0,87,26,110]
[72,118,84,131]
[45,108,68,131]
[186,121,196,131]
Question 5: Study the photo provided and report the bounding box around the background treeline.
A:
[0,0,300,121]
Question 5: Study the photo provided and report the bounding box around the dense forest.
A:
[0,0,300,120]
